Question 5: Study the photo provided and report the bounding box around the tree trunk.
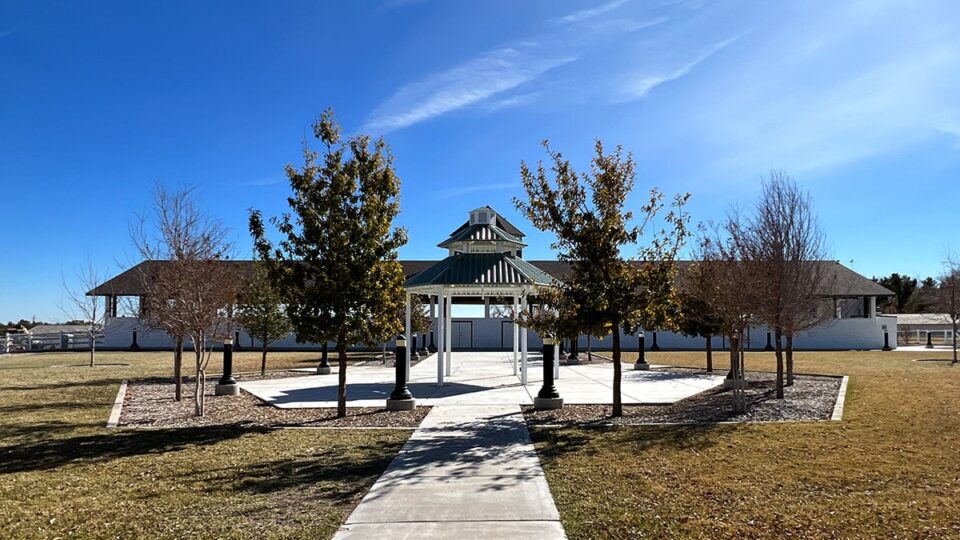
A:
[261,335,269,377]
[774,328,784,399]
[194,346,204,416]
[786,334,795,385]
[705,335,713,372]
[89,331,96,368]
[337,338,348,418]
[612,326,622,417]
[952,322,958,365]
[174,337,183,401]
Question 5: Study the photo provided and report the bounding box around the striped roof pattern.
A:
[405,253,553,287]
[438,223,525,248]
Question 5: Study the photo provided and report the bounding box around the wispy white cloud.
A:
[480,92,541,113]
[365,45,576,132]
[375,0,429,15]
[240,177,286,187]
[624,32,745,99]
[589,16,668,33]
[553,0,630,24]
[438,182,518,200]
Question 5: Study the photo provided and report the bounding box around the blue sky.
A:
[2,0,959,322]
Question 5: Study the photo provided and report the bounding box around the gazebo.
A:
[397,207,555,402]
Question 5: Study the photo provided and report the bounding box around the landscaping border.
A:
[106,380,128,428]
[831,375,849,421]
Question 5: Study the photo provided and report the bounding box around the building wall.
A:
[101,312,897,352]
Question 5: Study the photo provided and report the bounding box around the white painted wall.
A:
[100,312,898,352]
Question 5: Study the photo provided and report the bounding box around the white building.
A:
[87,206,896,352]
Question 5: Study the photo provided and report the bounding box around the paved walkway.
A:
[333,404,565,539]
[240,351,723,408]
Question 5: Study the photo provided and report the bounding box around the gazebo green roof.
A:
[437,222,526,249]
[405,253,554,288]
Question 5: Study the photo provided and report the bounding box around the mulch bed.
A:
[119,370,430,429]
[524,369,842,426]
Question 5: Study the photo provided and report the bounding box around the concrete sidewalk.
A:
[333,404,565,539]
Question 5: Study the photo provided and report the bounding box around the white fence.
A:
[3,331,99,353]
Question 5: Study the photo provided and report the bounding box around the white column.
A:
[512,294,519,377]
[404,293,411,379]
[436,293,445,386]
[445,291,453,376]
[429,295,436,349]
[554,337,560,379]
[520,293,528,385]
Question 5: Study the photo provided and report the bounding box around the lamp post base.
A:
[316,366,332,375]
[215,383,239,396]
[633,361,650,370]
[386,398,416,411]
[565,356,580,365]
[722,378,746,390]
[534,397,564,410]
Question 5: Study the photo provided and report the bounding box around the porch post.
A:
[512,294,519,376]
[436,293,445,386]
[445,291,452,375]
[520,293,529,385]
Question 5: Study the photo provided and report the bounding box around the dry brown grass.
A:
[533,349,960,539]
[0,351,409,539]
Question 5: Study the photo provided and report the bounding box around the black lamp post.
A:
[387,336,415,411]
[882,330,892,351]
[411,334,420,361]
[215,338,239,396]
[534,338,563,409]
[634,331,649,370]
[650,331,660,351]
[567,335,580,365]
[925,331,934,349]
[764,331,774,351]
[317,342,331,374]
[129,330,140,351]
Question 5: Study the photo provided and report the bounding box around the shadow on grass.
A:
[533,422,739,464]
[0,402,105,414]
[0,378,124,391]
[0,425,267,475]
[209,440,405,505]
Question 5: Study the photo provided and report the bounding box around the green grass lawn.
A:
[533,349,960,538]
[0,351,409,539]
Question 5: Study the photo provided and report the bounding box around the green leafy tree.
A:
[236,263,293,376]
[515,140,690,417]
[250,108,407,417]
[677,291,723,372]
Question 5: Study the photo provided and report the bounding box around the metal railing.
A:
[3,331,101,353]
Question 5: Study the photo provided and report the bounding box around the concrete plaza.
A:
[239,351,725,408]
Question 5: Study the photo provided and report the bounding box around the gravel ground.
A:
[524,369,842,426]
[119,371,430,429]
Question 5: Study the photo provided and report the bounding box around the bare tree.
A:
[939,254,960,365]
[61,261,106,367]
[132,185,239,414]
[736,172,828,395]
[693,223,756,413]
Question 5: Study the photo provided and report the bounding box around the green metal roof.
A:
[405,253,554,287]
[437,223,526,248]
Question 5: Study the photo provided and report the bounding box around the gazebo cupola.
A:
[437,206,527,256]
